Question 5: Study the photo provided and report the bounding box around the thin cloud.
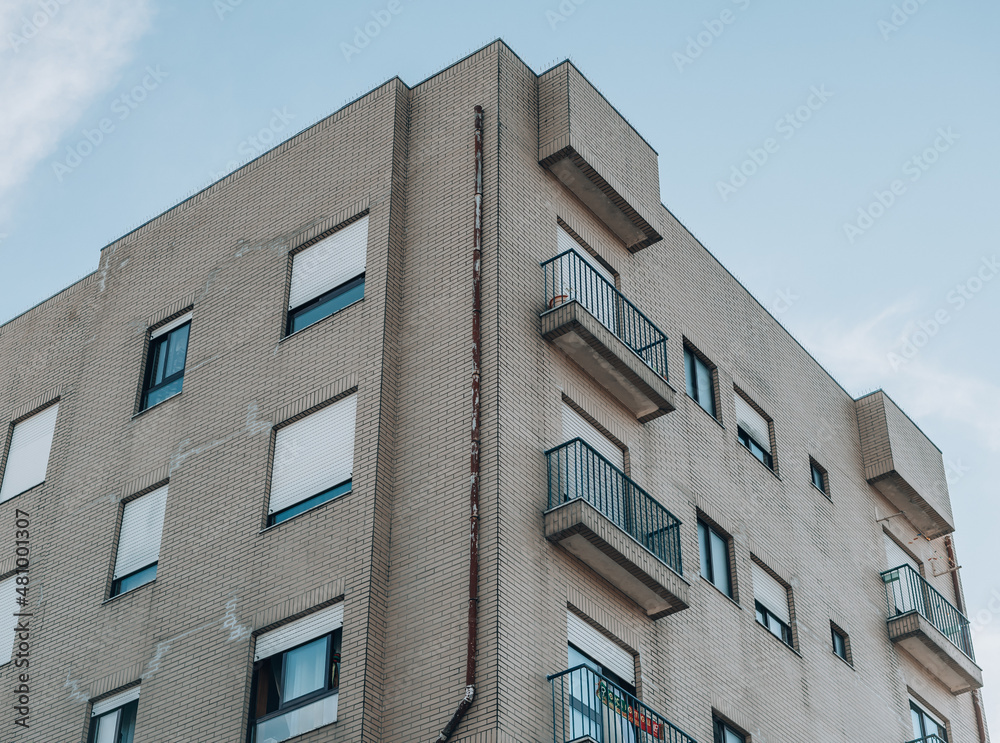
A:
[0,0,154,209]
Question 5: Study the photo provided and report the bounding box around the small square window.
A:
[698,518,735,599]
[831,623,851,664]
[684,343,718,418]
[88,688,139,743]
[810,458,828,495]
[140,313,191,411]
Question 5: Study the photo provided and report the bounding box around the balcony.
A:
[544,439,689,619]
[856,391,954,539]
[906,738,946,743]
[881,565,983,694]
[548,665,697,743]
[540,251,676,423]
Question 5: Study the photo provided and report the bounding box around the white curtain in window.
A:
[255,603,344,661]
[269,395,357,515]
[752,562,790,625]
[114,486,168,580]
[289,216,368,309]
[567,611,635,686]
[561,402,624,472]
[734,394,770,450]
[0,403,58,502]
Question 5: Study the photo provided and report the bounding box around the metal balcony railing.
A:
[546,438,683,576]
[548,665,697,743]
[905,737,947,743]
[881,564,975,661]
[541,250,670,380]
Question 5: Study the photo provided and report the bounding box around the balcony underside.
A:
[887,613,983,694]
[541,301,675,423]
[870,471,952,541]
[544,498,689,620]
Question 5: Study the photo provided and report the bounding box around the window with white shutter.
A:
[0,576,17,665]
[560,402,624,472]
[883,532,924,615]
[735,392,774,470]
[250,604,343,743]
[268,395,357,525]
[553,225,617,332]
[752,561,793,647]
[287,215,368,335]
[89,687,140,743]
[0,403,58,502]
[566,612,634,687]
[111,485,168,597]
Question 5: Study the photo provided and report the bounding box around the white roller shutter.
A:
[561,403,624,472]
[0,403,58,502]
[558,226,614,284]
[567,612,634,686]
[555,226,616,330]
[269,395,357,515]
[114,486,168,580]
[883,533,919,572]
[255,603,344,661]
[752,562,790,625]
[150,311,192,340]
[735,394,770,450]
[91,687,140,717]
[0,577,17,664]
[289,216,368,310]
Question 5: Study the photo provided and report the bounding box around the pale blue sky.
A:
[1,0,998,726]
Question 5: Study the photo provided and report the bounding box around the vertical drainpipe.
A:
[435,104,484,743]
[945,536,989,743]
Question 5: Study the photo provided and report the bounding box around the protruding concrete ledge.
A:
[544,498,690,620]
[887,612,983,695]
[541,301,675,423]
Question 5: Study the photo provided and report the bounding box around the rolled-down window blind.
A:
[289,216,369,310]
[883,533,919,573]
[735,394,771,451]
[752,562,790,625]
[0,577,17,664]
[269,395,357,515]
[0,403,59,502]
[567,611,634,686]
[114,485,168,580]
[561,402,624,472]
[255,603,344,661]
[91,687,141,717]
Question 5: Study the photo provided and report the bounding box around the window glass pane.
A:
[114,564,158,596]
[145,377,183,408]
[698,522,712,582]
[164,324,189,378]
[725,727,744,743]
[695,358,716,416]
[709,530,731,597]
[94,709,119,743]
[684,348,696,399]
[290,278,365,334]
[118,703,136,743]
[149,339,168,386]
[911,706,924,738]
[255,693,338,743]
[812,464,825,491]
[283,636,329,701]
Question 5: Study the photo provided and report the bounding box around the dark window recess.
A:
[141,321,190,410]
[831,624,850,663]
[111,563,158,598]
[88,699,137,743]
[287,274,365,335]
[714,718,747,743]
[809,459,830,495]
[698,519,733,598]
[249,629,342,743]
[269,480,352,527]
[755,600,793,647]
[738,426,773,470]
[684,346,717,418]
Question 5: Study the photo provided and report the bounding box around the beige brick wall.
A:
[0,39,984,743]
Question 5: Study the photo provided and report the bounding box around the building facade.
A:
[0,40,988,743]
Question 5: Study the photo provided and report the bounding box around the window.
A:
[0,576,17,665]
[268,395,356,526]
[714,717,747,743]
[810,458,828,494]
[734,392,773,471]
[911,700,948,742]
[111,485,168,597]
[140,313,191,410]
[831,623,851,664]
[88,687,139,743]
[684,344,717,417]
[250,604,343,743]
[752,561,793,647]
[553,224,617,333]
[561,401,624,472]
[0,402,58,502]
[698,519,733,599]
[287,215,368,335]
